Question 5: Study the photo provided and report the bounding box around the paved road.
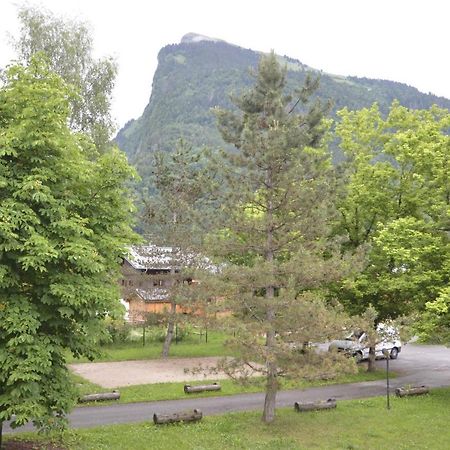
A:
[5,343,450,433]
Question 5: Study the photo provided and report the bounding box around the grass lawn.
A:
[73,367,389,405]
[67,330,231,363]
[70,329,391,406]
[7,387,450,449]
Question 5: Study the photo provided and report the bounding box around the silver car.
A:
[328,328,402,362]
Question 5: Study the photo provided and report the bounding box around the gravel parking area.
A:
[69,357,226,388]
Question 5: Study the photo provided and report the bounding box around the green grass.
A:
[7,387,450,449]
[67,331,231,363]
[72,367,389,405]
[70,329,389,406]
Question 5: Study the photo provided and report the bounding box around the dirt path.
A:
[69,357,227,388]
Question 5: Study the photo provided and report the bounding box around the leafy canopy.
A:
[335,102,450,340]
[0,56,137,430]
[12,5,117,151]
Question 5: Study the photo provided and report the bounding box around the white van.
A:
[328,326,402,362]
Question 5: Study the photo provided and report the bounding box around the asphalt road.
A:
[5,343,450,433]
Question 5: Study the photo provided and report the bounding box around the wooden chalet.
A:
[120,245,194,323]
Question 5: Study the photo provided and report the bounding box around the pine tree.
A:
[143,141,214,357]
[209,53,355,423]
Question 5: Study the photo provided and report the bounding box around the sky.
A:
[1,0,449,130]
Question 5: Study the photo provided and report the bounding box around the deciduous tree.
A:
[0,56,137,437]
[12,5,117,151]
[334,102,450,359]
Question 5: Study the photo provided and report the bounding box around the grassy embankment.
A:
[7,387,450,449]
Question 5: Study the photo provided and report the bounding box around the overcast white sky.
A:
[1,0,449,130]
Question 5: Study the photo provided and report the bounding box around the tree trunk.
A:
[162,261,177,358]
[0,420,3,450]
[395,385,429,397]
[262,293,278,423]
[262,353,278,423]
[262,180,278,424]
[367,345,376,372]
[294,398,337,412]
[161,300,176,358]
[78,391,120,402]
[153,409,202,424]
[184,383,221,393]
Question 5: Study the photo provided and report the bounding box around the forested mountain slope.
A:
[116,33,450,169]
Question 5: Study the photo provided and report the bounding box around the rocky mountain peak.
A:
[180,32,225,44]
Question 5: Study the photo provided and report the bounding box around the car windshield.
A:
[345,330,364,340]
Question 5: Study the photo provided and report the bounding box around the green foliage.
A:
[13,5,117,151]
[206,52,358,422]
[144,139,214,246]
[140,140,215,357]
[102,318,133,345]
[0,57,137,430]
[418,286,450,345]
[334,102,450,338]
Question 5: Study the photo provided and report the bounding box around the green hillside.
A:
[116,33,450,169]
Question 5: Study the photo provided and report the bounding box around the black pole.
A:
[386,356,390,410]
[142,325,146,347]
[205,325,208,344]
[175,323,178,344]
[0,420,3,449]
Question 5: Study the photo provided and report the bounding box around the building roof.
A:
[135,287,169,302]
[126,245,175,270]
[125,245,217,273]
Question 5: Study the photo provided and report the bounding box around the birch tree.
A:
[12,5,117,151]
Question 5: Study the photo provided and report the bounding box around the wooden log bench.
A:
[395,385,429,397]
[294,398,337,412]
[153,409,203,425]
[78,391,120,403]
[184,383,221,394]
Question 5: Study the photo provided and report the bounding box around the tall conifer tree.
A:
[143,141,213,357]
[210,53,354,423]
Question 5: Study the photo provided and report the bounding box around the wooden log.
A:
[79,391,120,403]
[294,398,337,412]
[184,383,221,394]
[153,409,203,425]
[395,385,429,397]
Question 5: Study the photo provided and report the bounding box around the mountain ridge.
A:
[116,34,450,169]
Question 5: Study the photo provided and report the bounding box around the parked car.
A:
[328,326,401,362]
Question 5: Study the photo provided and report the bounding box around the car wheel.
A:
[390,347,399,360]
[354,351,363,363]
